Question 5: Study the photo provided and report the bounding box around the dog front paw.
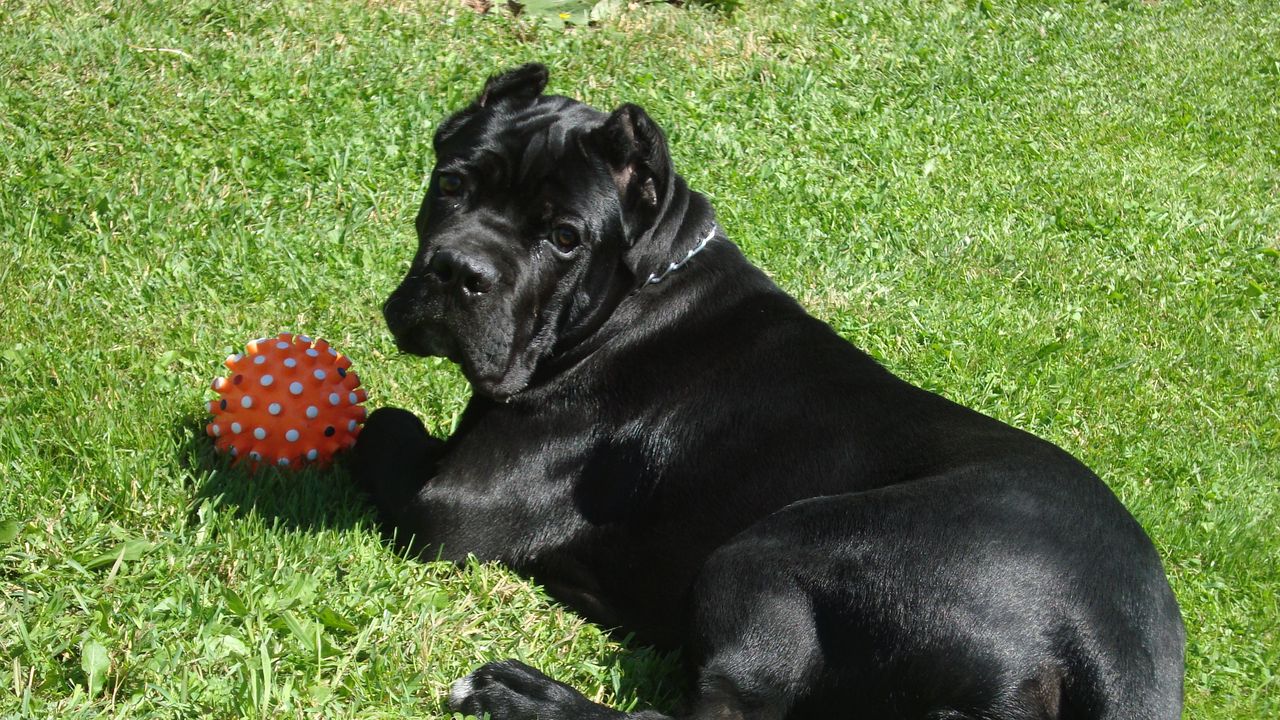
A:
[449,660,612,720]
[349,407,440,492]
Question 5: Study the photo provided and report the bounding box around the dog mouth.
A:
[383,267,546,401]
[391,323,462,363]
[391,321,528,399]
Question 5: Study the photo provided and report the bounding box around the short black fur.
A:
[354,65,1185,720]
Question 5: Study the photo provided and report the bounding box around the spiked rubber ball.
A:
[206,333,367,469]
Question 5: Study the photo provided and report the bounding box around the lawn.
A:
[1,0,1277,717]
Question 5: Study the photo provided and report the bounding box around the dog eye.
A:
[551,225,579,251]
[437,172,464,196]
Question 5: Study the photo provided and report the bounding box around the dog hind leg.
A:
[447,657,798,720]
[448,547,818,720]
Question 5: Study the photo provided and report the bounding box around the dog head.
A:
[384,64,705,400]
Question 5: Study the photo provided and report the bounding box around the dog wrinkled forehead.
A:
[433,65,607,188]
[437,98,605,182]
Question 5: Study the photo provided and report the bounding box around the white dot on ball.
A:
[347,420,357,432]
[254,427,267,440]
[300,335,313,343]
[269,403,282,415]
[205,401,213,413]
[231,422,242,433]
[212,424,222,436]
[289,382,303,395]
[327,348,337,356]
[286,429,300,442]
[278,458,290,466]
[328,393,340,406]
[284,358,297,368]
[254,355,266,365]
[306,406,319,419]
[260,374,274,387]
[229,447,238,456]
[348,392,357,404]
[241,396,253,409]
[306,449,318,460]
[313,369,326,380]
[306,348,320,357]
[213,378,225,390]
[249,451,261,461]
[277,341,289,350]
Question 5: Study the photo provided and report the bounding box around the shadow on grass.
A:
[173,412,690,711]
[174,411,371,533]
[604,642,690,716]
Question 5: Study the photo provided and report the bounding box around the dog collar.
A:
[642,224,718,287]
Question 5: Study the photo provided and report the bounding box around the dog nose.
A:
[426,249,497,296]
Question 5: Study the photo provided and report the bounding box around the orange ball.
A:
[206,333,367,469]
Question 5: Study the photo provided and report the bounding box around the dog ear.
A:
[477,63,549,108]
[588,103,673,241]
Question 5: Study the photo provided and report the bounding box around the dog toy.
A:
[205,333,367,468]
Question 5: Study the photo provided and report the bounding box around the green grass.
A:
[1,0,1277,716]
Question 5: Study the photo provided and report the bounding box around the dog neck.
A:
[638,223,719,289]
[524,222,724,400]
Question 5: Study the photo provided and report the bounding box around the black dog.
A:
[351,64,1184,719]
